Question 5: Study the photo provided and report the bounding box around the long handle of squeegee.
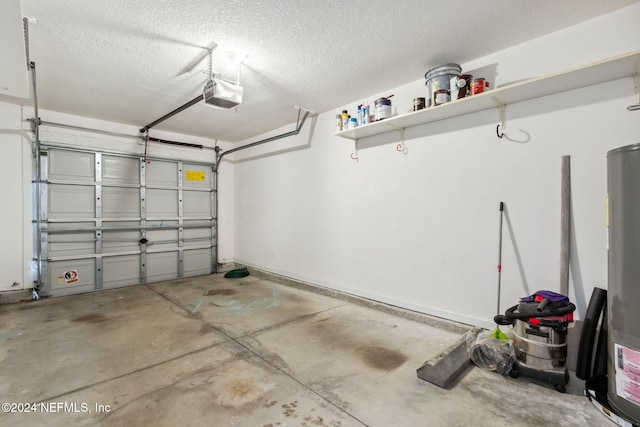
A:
[496,202,504,319]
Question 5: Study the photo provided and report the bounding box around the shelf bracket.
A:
[628,60,640,111]
[491,97,507,130]
[351,139,359,162]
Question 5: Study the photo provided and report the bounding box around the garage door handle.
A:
[139,238,148,244]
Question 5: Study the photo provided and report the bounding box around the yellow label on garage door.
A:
[185,170,205,181]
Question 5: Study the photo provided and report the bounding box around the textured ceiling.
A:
[10,0,639,142]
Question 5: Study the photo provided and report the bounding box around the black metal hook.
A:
[496,124,504,138]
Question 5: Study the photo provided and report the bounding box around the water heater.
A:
[607,143,640,424]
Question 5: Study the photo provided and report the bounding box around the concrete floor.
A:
[0,273,606,426]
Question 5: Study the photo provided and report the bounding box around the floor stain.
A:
[72,313,109,323]
[228,379,255,399]
[204,289,237,296]
[0,329,22,340]
[13,304,38,311]
[224,287,280,312]
[263,400,278,408]
[302,415,342,427]
[355,345,408,371]
[282,400,298,417]
[199,324,216,335]
[217,375,275,408]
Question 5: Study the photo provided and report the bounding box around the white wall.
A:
[233,4,640,328]
[0,102,32,291]
[0,105,235,292]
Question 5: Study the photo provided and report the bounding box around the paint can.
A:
[425,63,462,107]
[471,78,490,95]
[433,89,450,106]
[374,97,392,121]
[413,97,426,111]
[450,74,473,101]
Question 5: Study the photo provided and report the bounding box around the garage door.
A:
[39,146,216,296]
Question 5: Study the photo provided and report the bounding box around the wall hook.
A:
[492,99,507,139]
[496,126,531,143]
[350,152,359,162]
[396,128,408,154]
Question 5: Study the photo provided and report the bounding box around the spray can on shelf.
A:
[363,103,370,124]
[341,110,349,130]
[336,114,343,132]
[357,104,364,126]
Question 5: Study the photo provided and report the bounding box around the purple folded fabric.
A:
[520,290,569,305]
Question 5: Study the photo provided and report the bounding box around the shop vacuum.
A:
[495,290,576,393]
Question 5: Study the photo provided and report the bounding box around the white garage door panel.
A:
[184,191,211,217]
[145,220,179,229]
[48,150,94,182]
[102,187,141,218]
[47,222,95,232]
[49,232,95,257]
[183,248,212,277]
[146,160,177,187]
[102,230,140,253]
[147,251,178,282]
[184,225,211,247]
[48,184,95,219]
[146,189,178,218]
[49,259,95,292]
[41,147,216,297]
[103,255,140,289]
[102,155,139,186]
[146,228,178,250]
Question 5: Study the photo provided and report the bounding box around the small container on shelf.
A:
[471,78,490,95]
[341,110,349,129]
[433,89,450,106]
[374,97,392,121]
[413,97,426,111]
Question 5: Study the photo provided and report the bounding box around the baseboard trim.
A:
[0,289,34,305]
[244,266,472,335]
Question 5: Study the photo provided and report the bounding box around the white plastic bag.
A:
[468,330,516,375]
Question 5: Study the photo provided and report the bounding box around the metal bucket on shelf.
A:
[424,63,462,107]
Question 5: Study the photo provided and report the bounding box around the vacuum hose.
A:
[576,287,607,380]
[494,302,576,325]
